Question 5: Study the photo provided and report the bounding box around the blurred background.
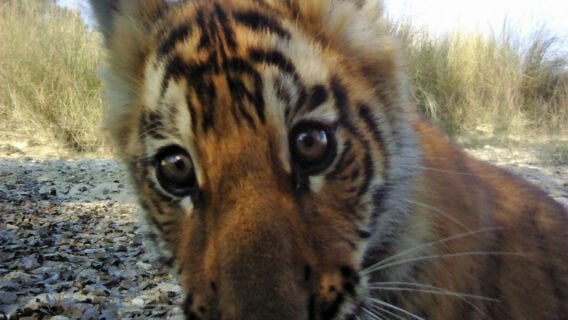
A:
[1,0,567,158]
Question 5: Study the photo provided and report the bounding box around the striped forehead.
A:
[141,2,340,140]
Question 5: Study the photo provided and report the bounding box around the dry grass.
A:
[0,0,105,152]
[0,1,565,155]
[393,19,568,137]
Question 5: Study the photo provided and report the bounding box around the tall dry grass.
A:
[0,1,565,154]
[393,20,568,136]
[0,0,104,152]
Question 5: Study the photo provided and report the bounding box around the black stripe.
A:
[358,104,390,173]
[156,218,178,229]
[214,4,237,51]
[250,49,307,121]
[192,6,238,55]
[163,54,218,131]
[159,23,192,57]
[199,77,217,131]
[329,76,375,199]
[164,54,266,130]
[357,228,372,239]
[274,75,293,116]
[326,76,360,182]
[185,95,198,132]
[250,48,304,120]
[249,48,296,74]
[371,184,389,220]
[358,152,374,196]
[361,232,397,272]
[161,55,205,97]
[234,10,291,39]
[147,214,165,233]
[226,73,257,129]
[139,111,166,140]
[306,84,329,112]
[329,76,357,133]
[224,58,266,124]
[290,86,308,121]
[196,10,214,50]
[274,76,291,104]
[350,168,360,181]
[326,141,354,180]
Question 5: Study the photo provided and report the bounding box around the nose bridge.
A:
[217,197,308,319]
[205,130,287,201]
[204,141,310,318]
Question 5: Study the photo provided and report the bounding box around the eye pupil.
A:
[301,133,315,148]
[296,130,328,163]
[174,157,186,170]
[290,122,336,175]
[156,147,197,196]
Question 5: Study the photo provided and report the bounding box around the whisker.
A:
[364,251,530,275]
[368,298,425,320]
[369,281,494,318]
[361,306,384,320]
[344,296,382,320]
[403,199,471,231]
[368,282,499,302]
[138,121,163,137]
[362,227,499,274]
[367,304,406,320]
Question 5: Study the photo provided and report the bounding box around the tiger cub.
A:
[90,0,568,319]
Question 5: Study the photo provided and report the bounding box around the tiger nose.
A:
[180,190,312,320]
[214,207,310,319]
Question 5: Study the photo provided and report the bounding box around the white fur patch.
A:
[180,197,194,215]
[310,176,325,192]
[143,57,166,111]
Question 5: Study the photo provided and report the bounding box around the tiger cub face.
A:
[91,0,426,319]
[92,0,416,319]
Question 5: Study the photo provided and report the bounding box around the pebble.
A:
[0,144,564,319]
[131,297,145,307]
[0,291,18,304]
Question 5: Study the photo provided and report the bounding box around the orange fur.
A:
[91,0,567,319]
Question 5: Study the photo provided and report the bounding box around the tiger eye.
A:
[294,129,329,163]
[155,146,197,196]
[290,122,337,175]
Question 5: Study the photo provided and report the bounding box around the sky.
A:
[384,0,568,38]
[57,0,568,43]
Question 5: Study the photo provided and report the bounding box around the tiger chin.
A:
[89,0,568,319]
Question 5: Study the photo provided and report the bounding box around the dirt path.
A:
[0,142,566,319]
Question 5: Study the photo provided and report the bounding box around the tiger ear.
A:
[301,0,402,92]
[89,0,170,156]
[296,0,393,65]
[318,0,391,59]
[89,0,168,79]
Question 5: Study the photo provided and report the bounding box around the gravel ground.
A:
[0,144,184,319]
[0,141,566,320]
